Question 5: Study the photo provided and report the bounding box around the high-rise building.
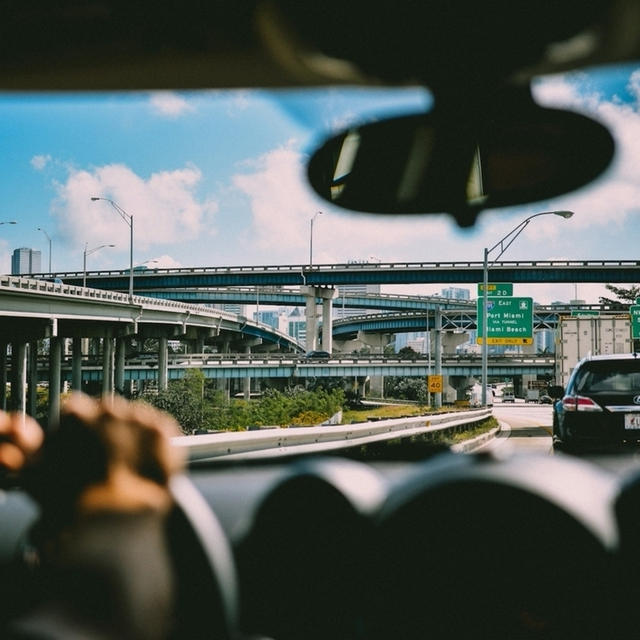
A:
[287,307,306,343]
[441,287,470,300]
[11,248,41,275]
[335,282,382,319]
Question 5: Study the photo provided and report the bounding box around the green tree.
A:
[384,377,428,403]
[142,369,210,434]
[599,284,640,306]
[397,346,419,359]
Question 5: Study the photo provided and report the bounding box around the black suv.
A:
[552,353,640,448]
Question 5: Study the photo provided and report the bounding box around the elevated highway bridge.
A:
[47,259,640,289]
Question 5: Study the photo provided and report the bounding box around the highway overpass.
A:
[45,259,640,289]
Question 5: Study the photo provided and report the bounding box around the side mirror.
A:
[548,386,565,399]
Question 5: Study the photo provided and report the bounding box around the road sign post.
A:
[630,305,640,339]
[477,296,533,345]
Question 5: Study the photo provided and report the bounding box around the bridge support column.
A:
[302,286,337,352]
[102,336,114,395]
[158,336,168,392]
[442,332,470,354]
[27,341,38,417]
[243,345,251,400]
[49,337,62,426]
[321,296,334,353]
[433,308,442,409]
[304,290,319,352]
[115,337,126,395]
[0,342,6,411]
[11,341,27,413]
[72,337,83,392]
[369,375,384,398]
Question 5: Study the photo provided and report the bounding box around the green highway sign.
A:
[476,296,533,345]
[631,305,640,339]
[477,282,513,297]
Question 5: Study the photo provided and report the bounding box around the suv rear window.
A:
[574,361,640,394]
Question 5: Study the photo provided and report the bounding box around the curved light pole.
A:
[481,210,574,407]
[309,211,323,267]
[90,197,134,299]
[83,242,116,287]
[36,227,52,272]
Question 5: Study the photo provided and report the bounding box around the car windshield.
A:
[7,4,640,640]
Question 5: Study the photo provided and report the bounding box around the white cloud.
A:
[532,73,640,234]
[149,91,195,118]
[31,154,51,170]
[52,163,218,256]
[231,143,456,264]
[142,254,182,268]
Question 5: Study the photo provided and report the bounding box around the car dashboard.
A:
[4,447,640,639]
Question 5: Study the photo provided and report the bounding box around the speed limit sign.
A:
[428,375,443,393]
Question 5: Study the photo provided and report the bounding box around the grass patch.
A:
[433,417,499,445]
[342,403,431,423]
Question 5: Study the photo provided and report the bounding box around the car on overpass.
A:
[3,2,640,640]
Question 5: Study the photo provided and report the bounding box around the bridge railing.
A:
[0,275,301,349]
[39,258,640,281]
[173,407,494,461]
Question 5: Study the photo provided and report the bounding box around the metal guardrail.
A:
[105,353,554,368]
[173,408,492,461]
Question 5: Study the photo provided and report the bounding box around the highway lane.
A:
[477,400,554,456]
[483,400,640,478]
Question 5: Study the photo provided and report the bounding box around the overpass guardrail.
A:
[173,408,493,462]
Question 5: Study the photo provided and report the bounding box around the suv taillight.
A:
[562,395,603,412]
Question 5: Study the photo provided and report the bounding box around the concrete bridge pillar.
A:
[102,336,114,395]
[11,341,27,413]
[433,308,442,409]
[158,336,168,392]
[442,332,470,354]
[243,344,252,400]
[369,375,384,398]
[72,337,83,392]
[321,295,334,353]
[48,337,62,426]
[115,337,127,395]
[302,286,337,352]
[27,341,38,417]
[304,289,319,352]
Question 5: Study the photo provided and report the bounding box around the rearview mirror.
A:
[307,91,614,227]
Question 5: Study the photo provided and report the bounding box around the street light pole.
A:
[83,242,116,288]
[36,227,52,272]
[91,197,134,299]
[480,210,574,407]
[309,211,322,266]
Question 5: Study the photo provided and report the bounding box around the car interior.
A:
[3,1,640,638]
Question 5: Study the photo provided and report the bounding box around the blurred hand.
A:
[0,411,44,473]
[60,393,186,513]
[27,393,186,522]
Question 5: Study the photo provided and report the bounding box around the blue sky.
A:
[1,62,639,305]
